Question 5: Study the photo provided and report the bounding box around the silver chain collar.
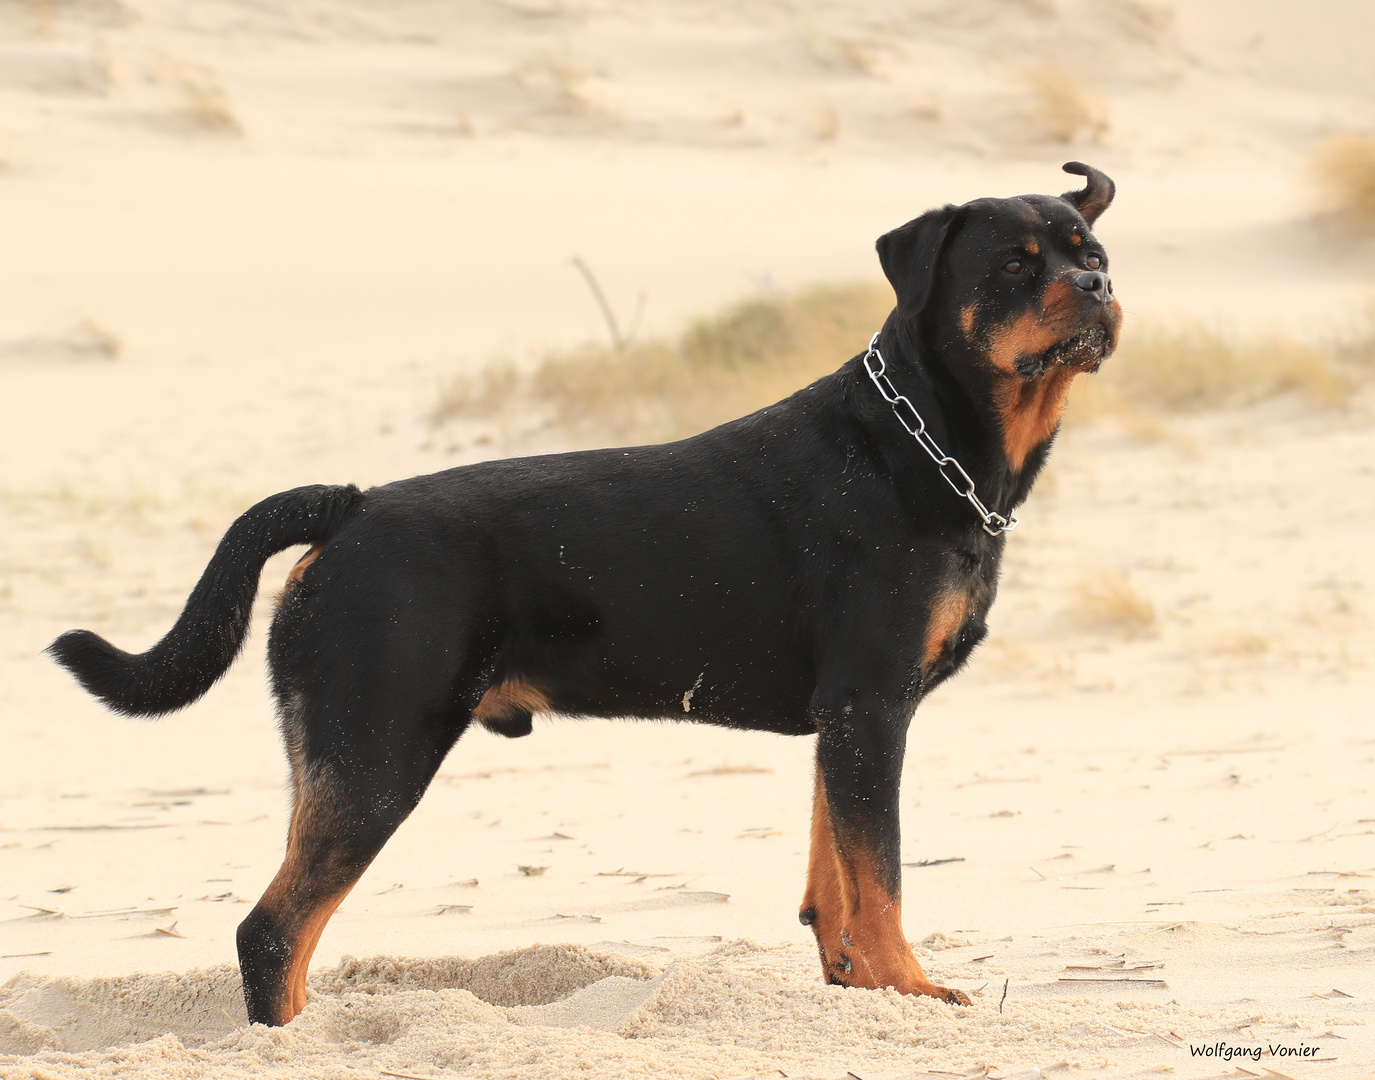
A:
[861,332,1018,538]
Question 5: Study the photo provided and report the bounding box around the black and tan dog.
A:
[49,163,1121,1026]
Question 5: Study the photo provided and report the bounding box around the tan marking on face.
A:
[474,680,551,724]
[1105,296,1124,347]
[959,303,976,338]
[1024,238,1040,256]
[801,766,970,1003]
[923,587,970,670]
[982,275,1117,470]
[1070,233,1083,247]
[984,278,1081,375]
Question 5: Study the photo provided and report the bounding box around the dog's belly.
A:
[482,581,821,734]
[544,644,819,734]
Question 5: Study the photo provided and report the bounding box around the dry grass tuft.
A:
[1084,324,1354,413]
[1213,632,1270,658]
[67,317,122,360]
[1068,571,1156,639]
[805,33,875,76]
[433,283,892,445]
[1102,0,1174,44]
[1026,67,1107,144]
[435,286,1375,450]
[432,362,520,424]
[1314,135,1375,228]
[167,63,241,134]
[808,100,840,142]
[515,46,592,113]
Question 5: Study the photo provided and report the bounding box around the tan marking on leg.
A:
[801,769,847,981]
[802,769,969,1004]
[286,544,324,588]
[922,587,971,670]
[251,769,356,1025]
[284,890,349,1019]
[473,680,550,724]
[841,850,969,1003]
[277,544,324,609]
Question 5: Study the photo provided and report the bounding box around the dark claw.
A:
[798,907,816,927]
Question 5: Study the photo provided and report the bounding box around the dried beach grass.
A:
[435,285,1375,450]
[165,62,241,134]
[1086,324,1354,412]
[433,282,892,444]
[1026,66,1107,144]
[1068,570,1156,639]
[1314,134,1375,228]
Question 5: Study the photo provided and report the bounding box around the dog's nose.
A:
[1073,270,1112,298]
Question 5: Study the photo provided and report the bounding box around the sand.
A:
[3,0,1375,1076]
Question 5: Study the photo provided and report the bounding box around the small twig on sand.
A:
[75,906,177,919]
[901,857,966,868]
[998,978,1008,1014]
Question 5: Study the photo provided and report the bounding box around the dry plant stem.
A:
[571,255,630,351]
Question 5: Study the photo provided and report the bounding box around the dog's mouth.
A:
[1015,322,1114,378]
[1047,322,1113,371]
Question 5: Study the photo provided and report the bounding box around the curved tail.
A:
[47,483,363,717]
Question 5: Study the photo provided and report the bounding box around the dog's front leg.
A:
[799,701,970,1005]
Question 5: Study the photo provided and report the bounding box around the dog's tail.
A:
[47,483,363,718]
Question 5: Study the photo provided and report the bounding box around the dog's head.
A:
[877,162,1122,380]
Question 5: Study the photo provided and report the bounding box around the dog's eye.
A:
[1085,254,1102,270]
[1003,259,1025,275]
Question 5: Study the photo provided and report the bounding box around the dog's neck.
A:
[874,314,1062,516]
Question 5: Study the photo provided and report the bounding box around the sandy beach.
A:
[3,1,1375,1076]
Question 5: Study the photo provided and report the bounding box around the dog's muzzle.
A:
[1045,322,1113,371]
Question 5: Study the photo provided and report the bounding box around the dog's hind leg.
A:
[801,700,970,1005]
[236,708,461,1026]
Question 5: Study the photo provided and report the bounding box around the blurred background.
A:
[0,0,1372,489]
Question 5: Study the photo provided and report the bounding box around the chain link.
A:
[861,332,1018,538]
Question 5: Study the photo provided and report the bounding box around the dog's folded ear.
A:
[876,205,960,317]
[1060,161,1115,226]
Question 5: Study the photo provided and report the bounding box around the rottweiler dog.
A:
[49,162,1121,1026]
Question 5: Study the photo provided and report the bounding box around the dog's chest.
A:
[919,554,996,677]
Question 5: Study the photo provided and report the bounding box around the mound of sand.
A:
[3,940,1361,1078]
